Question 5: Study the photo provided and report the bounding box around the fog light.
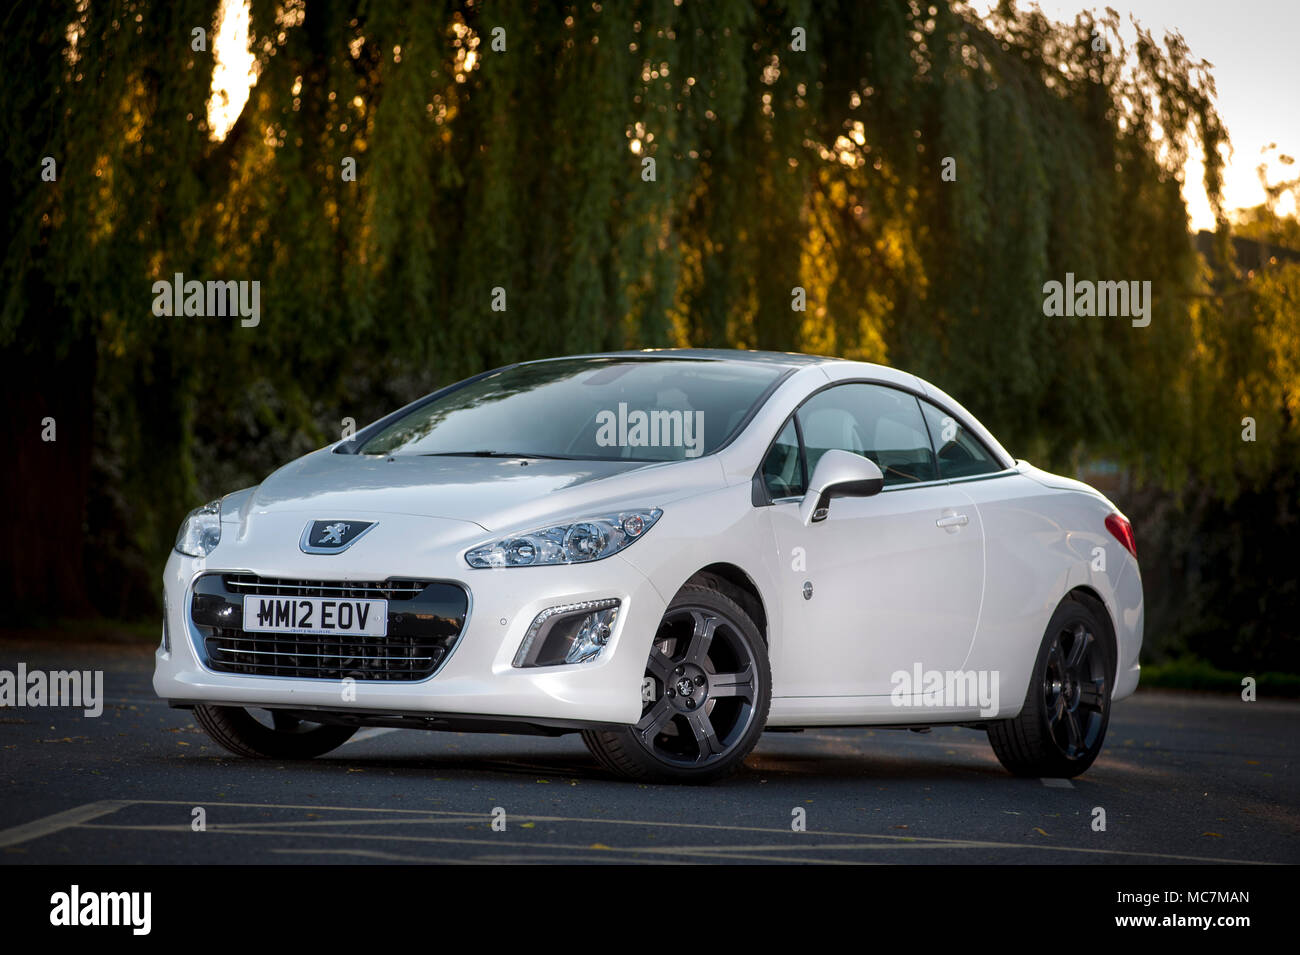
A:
[513,599,620,668]
[565,613,614,665]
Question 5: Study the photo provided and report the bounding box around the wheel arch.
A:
[679,562,768,644]
[1064,585,1120,682]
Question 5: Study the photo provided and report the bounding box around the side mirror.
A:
[799,449,884,525]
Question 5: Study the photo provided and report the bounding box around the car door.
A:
[764,383,985,698]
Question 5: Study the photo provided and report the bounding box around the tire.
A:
[582,578,771,783]
[193,704,357,759]
[987,593,1116,777]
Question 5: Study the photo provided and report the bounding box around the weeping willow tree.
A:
[5,0,1282,625]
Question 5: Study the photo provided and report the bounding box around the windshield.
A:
[356,357,787,461]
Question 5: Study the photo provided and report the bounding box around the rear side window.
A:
[796,384,936,486]
[762,419,805,498]
[919,399,1003,480]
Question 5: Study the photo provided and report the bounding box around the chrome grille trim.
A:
[223,575,426,600]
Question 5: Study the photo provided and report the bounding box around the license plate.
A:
[242,596,388,637]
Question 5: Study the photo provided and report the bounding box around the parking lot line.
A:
[0,800,133,849]
[3,798,1279,865]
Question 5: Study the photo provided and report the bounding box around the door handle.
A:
[936,513,969,529]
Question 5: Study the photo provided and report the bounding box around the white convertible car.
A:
[155,350,1142,782]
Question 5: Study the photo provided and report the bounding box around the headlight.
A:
[174,500,222,557]
[465,508,662,568]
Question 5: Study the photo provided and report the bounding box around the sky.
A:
[208,1,1297,232]
[207,0,254,143]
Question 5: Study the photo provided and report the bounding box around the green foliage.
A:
[1138,658,1300,698]
[2,0,1294,647]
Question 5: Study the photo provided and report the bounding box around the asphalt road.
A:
[1,638,1296,865]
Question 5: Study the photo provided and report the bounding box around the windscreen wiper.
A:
[422,450,573,460]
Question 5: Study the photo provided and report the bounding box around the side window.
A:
[762,418,805,498]
[919,399,1002,480]
[796,384,936,487]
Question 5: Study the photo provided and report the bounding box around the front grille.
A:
[191,574,469,682]
[205,631,446,681]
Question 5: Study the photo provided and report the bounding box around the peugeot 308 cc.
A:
[155,350,1143,782]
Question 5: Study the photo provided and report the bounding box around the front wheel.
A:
[987,593,1116,777]
[582,580,771,783]
[193,704,357,759]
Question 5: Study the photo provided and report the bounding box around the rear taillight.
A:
[1105,513,1136,558]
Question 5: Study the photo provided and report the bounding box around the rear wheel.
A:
[193,704,357,759]
[987,594,1115,777]
[582,580,770,783]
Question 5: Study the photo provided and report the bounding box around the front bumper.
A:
[153,517,667,727]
